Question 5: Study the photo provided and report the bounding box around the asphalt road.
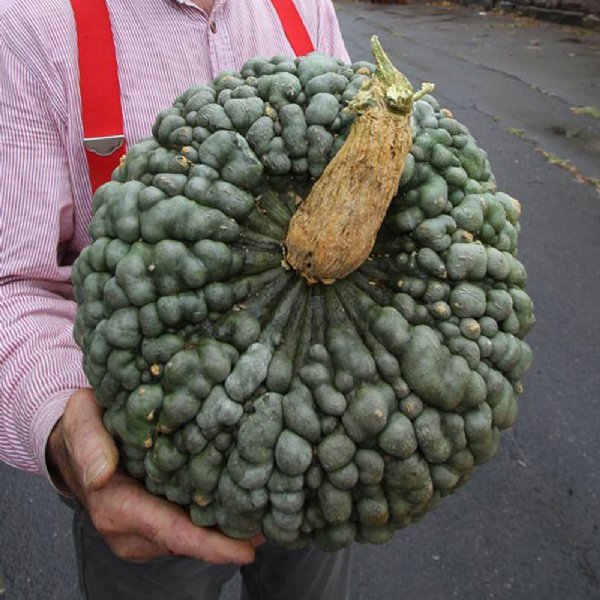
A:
[1,2,599,599]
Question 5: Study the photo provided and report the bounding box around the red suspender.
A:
[70,0,126,193]
[71,0,314,193]
[271,0,315,56]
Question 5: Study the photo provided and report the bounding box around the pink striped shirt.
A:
[0,0,349,478]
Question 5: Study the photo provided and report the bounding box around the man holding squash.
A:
[0,0,352,598]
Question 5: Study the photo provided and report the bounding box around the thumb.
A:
[63,389,120,491]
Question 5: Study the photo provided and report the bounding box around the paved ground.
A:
[1,2,599,599]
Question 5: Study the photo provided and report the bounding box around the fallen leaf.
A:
[571,106,600,119]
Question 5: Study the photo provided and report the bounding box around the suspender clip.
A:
[84,135,125,157]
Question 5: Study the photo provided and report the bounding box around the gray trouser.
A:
[72,504,352,600]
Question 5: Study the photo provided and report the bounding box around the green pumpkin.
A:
[72,47,534,552]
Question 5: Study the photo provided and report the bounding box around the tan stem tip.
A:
[284,36,434,284]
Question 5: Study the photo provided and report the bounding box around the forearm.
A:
[0,35,90,478]
[0,282,89,477]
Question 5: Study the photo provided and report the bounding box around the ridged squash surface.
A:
[72,52,535,551]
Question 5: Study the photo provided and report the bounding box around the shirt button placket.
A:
[207,4,234,75]
[207,14,219,77]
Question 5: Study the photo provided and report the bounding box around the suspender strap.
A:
[271,0,315,56]
[72,0,313,192]
[70,0,126,193]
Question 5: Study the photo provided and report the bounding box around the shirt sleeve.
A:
[0,41,90,478]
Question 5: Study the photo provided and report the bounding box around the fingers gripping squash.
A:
[72,38,534,551]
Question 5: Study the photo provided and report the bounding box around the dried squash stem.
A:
[284,36,433,284]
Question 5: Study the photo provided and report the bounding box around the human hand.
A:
[46,388,260,564]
